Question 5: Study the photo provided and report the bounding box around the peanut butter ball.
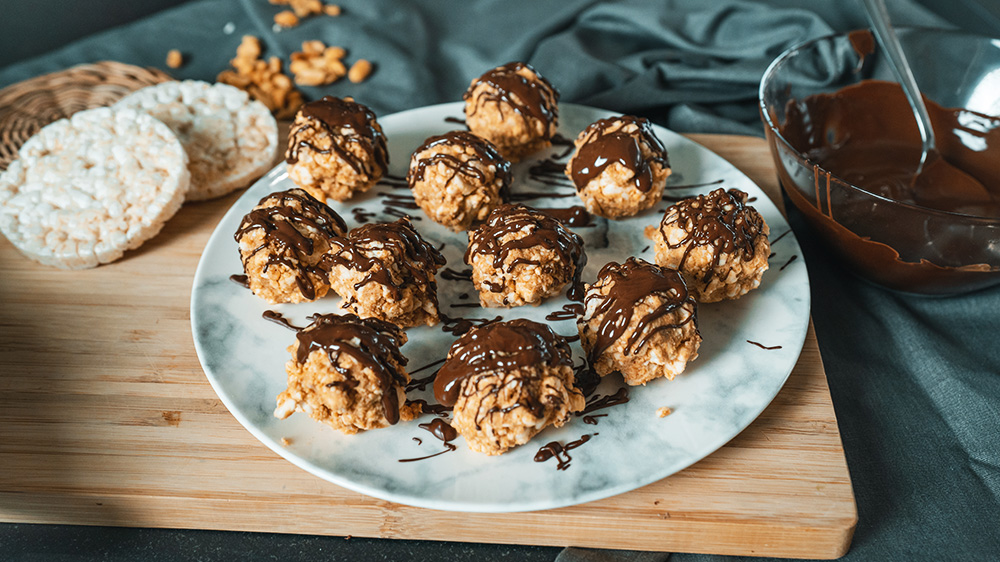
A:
[463,62,559,161]
[579,258,701,386]
[465,204,586,307]
[654,188,770,302]
[235,188,347,304]
[274,313,420,434]
[407,130,511,231]
[566,115,670,219]
[286,96,388,202]
[324,218,446,327]
[434,319,585,455]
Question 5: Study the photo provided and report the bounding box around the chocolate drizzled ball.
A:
[463,62,559,162]
[274,313,421,434]
[234,188,348,304]
[654,188,770,302]
[324,217,446,327]
[407,130,511,231]
[285,96,389,202]
[566,115,671,219]
[579,258,701,386]
[464,204,587,308]
[433,319,584,455]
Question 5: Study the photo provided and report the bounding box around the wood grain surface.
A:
[0,134,857,559]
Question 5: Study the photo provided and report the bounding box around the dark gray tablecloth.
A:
[3,1,999,560]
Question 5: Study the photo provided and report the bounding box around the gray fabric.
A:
[2,1,1000,561]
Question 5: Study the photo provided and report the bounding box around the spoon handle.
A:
[862,0,937,171]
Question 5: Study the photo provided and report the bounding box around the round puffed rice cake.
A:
[114,80,278,201]
[0,107,190,269]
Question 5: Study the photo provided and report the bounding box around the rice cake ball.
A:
[465,204,586,307]
[234,188,347,304]
[463,62,559,162]
[434,319,585,456]
[566,115,670,219]
[579,258,701,386]
[406,130,511,231]
[285,96,388,202]
[0,107,189,269]
[324,217,446,327]
[274,313,421,434]
[654,188,770,302]
[114,80,279,201]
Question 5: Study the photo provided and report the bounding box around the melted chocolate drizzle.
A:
[419,418,459,442]
[294,313,408,425]
[234,189,348,300]
[534,433,595,470]
[545,303,585,322]
[407,130,512,200]
[747,340,782,351]
[439,313,503,337]
[569,116,668,193]
[230,274,250,289]
[582,258,698,366]
[286,96,389,180]
[579,387,630,416]
[262,310,305,332]
[433,319,574,411]
[658,188,765,284]
[381,192,420,210]
[440,267,473,281]
[399,416,458,463]
[779,255,799,271]
[528,158,575,188]
[351,208,376,223]
[536,206,593,227]
[464,62,559,135]
[465,204,587,301]
[406,399,452,416]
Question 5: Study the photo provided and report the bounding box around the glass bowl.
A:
[760,27,1000,295]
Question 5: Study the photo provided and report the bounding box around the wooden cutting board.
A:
[0,134,856,559]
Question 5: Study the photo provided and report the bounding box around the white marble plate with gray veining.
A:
[191,102,810,513]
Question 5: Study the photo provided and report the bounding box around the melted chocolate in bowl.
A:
[765,77,1000,295]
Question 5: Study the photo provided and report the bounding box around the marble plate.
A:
[191,102,810,513]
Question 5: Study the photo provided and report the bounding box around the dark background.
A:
[3,0,1000,69]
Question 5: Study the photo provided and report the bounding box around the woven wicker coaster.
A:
[0,61,173,171]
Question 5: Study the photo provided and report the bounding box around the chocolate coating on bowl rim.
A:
[569,115,669,193]
[659,188,765,284]
[407,130,512,199]
[464,62,559,133]
[286,96,389,179]
[434,318,574,409]
[581,257,698,366]
[464,203,587,301]
[234,188,348,300]
[293,313,408,425]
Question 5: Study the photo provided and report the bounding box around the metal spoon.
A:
[862,0,936,174]
[862,0,995,213]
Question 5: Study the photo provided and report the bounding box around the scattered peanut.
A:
[290,40,349,86]
[217,35,304,120]
[269,0,336,20]
[274,10,300,28]
[348,59,373,84]
[656,407,673,418]
[281,437,293,446]
[166,49,184,69]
